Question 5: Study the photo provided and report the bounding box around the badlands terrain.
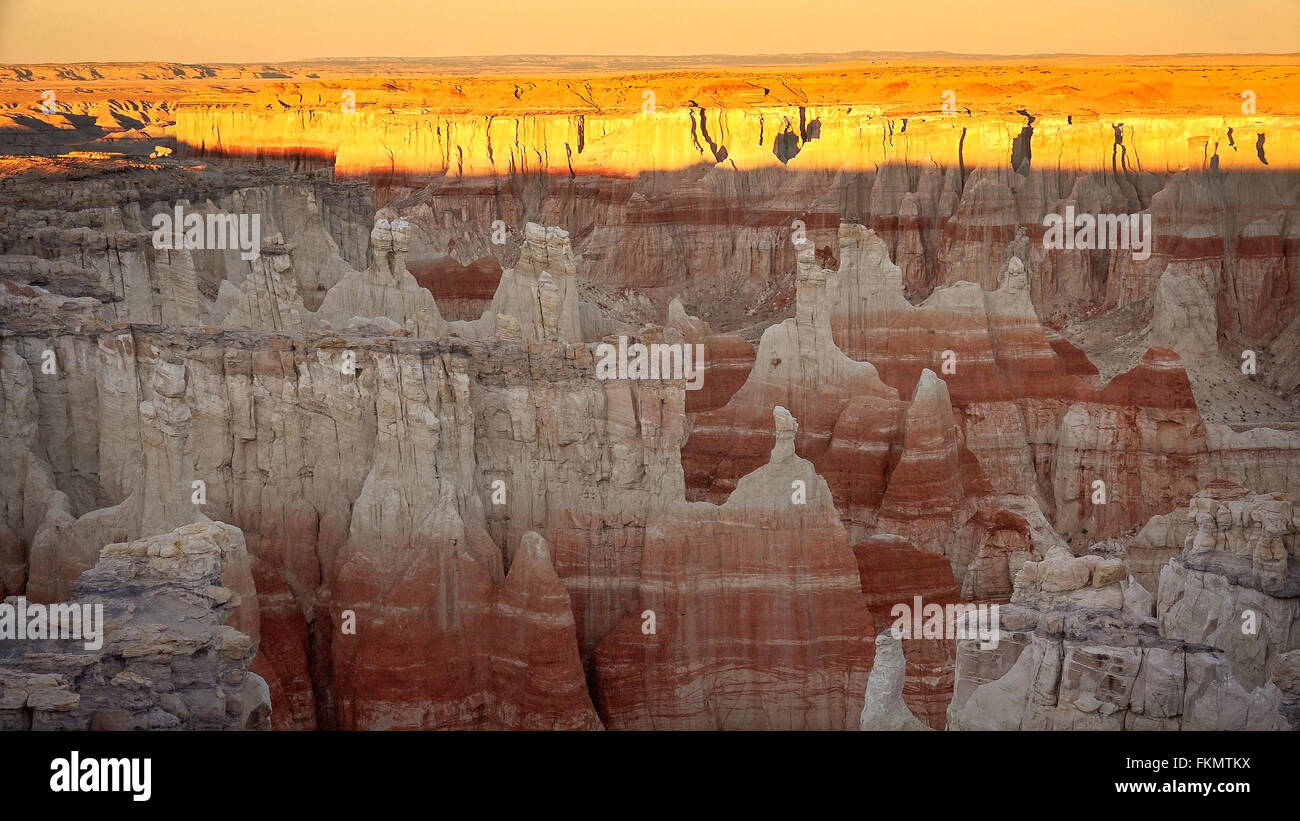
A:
[0,56,1298,730]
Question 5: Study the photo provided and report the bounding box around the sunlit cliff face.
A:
[3,60,1298,176]
[172,64,1300,177]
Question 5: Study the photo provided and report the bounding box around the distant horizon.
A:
[5,49,1300,68]
[2,0,1297,64]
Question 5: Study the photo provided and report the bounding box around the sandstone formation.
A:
[682,241,904,539]
[455,223,583,344]
[487,532,603,730]
[1262,314,1300,400]
[332,522,601,729]
[1157,483,1299,689]
[1,320,691,728]
[0,522,269,730]
[315,214,447,337]
[593,407,876,729]
[215,246,308,334]
[851,534,961,729]
[664,297,754,413]
[0,158,372,327]
[948,547,1290,730]
[860,632,931,731]
[821,223,1207,544]
[1272,649,1300,728]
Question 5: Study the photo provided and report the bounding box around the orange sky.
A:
[0,0,1297,63]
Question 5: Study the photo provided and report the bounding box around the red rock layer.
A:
[852,534,961,729]
[409,255,503,321]
[875,370,966,553]
[594,410,875,729]
[248,565,316,730]
[330,542,496,729]
[829,225,1094,406]
[681,259,905,535]
[323,348,599,729]
[677,225,1210,737]
[821,224,1208,539]
[208,342,346,730]
[687,333,755,413]
[488,532,604,730]
[331,530,600,730]
[663,299,755,413]
[469,368,689,668]
[383,161,1297,354]
[1050,347,1207,542]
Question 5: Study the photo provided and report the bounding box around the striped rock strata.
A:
[593,407,875,729]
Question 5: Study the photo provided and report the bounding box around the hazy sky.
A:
[1,0,1297,62]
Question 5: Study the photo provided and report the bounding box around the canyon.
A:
[0,56,1297,730]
